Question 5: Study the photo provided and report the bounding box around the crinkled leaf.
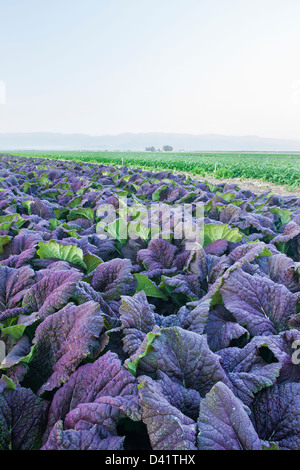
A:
[251,382,300,450]
[83,252,103,275]
[0,386,48,450]
[204,305,249,352]
[37,240,87,270]
[221,268,298,336]
[203,223,242,246]
[177,297,212,335]
[218,335,285,406]
[0,266,35,321]
[32,301,106,394]
[91,258,133,302]
[137,238,177,274]
[138,376,197,450]
[0,335,35,370]
[197,382,262,450]
[134,273,168,300]
[22,268,82,320]
[42,421,124,450]
[43,351,141,442]
[126,326,227,397]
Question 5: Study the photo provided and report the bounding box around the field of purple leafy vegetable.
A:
[0,153,299,451]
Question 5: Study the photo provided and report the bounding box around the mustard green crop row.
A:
[12,151,300,189]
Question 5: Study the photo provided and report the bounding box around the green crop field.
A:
[9,150,300,190]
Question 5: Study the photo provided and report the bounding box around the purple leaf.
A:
[137,238,178,276]
[197,382,262,450]
[33,301,106,394]
[0,266,35,321]
[218,335,284,406]
[126,326,227,397]
[221,268,298,336]
[204,238,228,256]
[138,376,197,450]
[251,382,300,450]
[204,305,249,351]
[42,421,124,450]
[91,258,133,301]
[0,386,49,450]
[43,351,141,443]
[22,268,82,320]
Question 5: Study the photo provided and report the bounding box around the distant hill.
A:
[0,132,300,152]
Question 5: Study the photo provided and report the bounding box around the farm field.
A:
[0,153,299,451]
[15,150,300,191]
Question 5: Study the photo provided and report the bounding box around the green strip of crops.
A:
[7,150,300,189]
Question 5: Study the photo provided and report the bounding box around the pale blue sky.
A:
[1,0,300,139]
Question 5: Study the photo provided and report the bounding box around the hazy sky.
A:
[1,0,300,139]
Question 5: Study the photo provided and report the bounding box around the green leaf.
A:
[125,328,161,377]
[134,193,148,200]
[0,215,19,231]
[261,442,280,451]
[0,375,17,390]
[0,324,27,341]
[48,218,61,230]
[67,196,83,209]
[270,208,292,225]
[152,185,168,202]
[162,178,176,185]
[53,208,69,220]
[123,174,132,182]
[21,343,36,364]
[14,215,26,229]
[67,207,94,221]
[205,182,219,192]
[38,175,50,186]
[37,240,87,269]
[114,190,128,197]
[204,200,212,212]
[77,187,88,195]
[134,273,168,300]
[40,190,60,200]
[61,223,80,239]
[83,253,103,274]
[177,191,198,203]
[128,221,151,242]
[203,223,242,246]
[231,199,245,207]
[0,342,36,370]
[97,218,128,243]
[0,236,11,254]
[22,200,34,215]
[52,181,70,191]
[251,244,273,258]
[23,181,31,193]
[216,191,236,202]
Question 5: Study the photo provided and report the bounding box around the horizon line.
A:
[0,130,300,143]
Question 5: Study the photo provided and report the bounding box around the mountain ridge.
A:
[0,131,300,152]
